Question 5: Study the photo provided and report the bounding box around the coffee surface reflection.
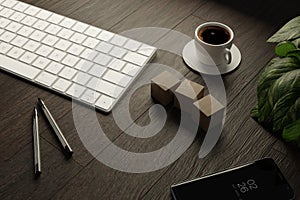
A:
[198,26,230,45]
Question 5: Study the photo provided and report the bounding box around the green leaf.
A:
[256,57,300,123]
[286,49,300,61]
[275,41,296,57]
[291,38,300,48]
[282,97,300,131]
[269,68,300,132]
[283,119,300,142]
[267,16,300,43]
[251,106,259,119]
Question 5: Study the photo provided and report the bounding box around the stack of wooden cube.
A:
[151,71,224,131]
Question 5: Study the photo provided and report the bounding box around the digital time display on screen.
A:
[232,179,259,199]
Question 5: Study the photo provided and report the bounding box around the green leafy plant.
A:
[252,16,300,147]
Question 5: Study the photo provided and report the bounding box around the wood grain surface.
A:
[0,0,300,199]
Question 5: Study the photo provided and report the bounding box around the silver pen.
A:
[33,107,41,176]
[38,98,73,155]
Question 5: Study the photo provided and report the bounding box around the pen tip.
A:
[35,171,41,177]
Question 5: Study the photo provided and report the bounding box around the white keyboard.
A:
[0,0,156,112]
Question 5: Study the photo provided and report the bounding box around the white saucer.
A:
[182,40,241,75]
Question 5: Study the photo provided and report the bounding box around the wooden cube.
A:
[174,79,204,113]
[151,71,180,106]
[192,95,225,132]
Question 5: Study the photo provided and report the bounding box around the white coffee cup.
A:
[194,22,234,66]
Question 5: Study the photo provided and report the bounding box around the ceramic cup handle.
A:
[224,48,232,64]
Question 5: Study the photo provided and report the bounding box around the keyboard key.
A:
[57,28,74,39]
[0,41,12,54]
[0,17,10,28]
[46,61,64,74]
[110,35,127,46]
[60,18,76,29]
[23,40,40,52]
[59,66,77,79]
[96,42,113,53]
[0,54,39,79]
[137,44,156,56]
[103,70,131,87]
[7,46,24,59]
[95,95,114,110]
[11,35,28,47]
[0,31,16,42]
[49,49,66,62]
[97,30,114,41]
[93,53,112,66]
[81,89,100,104]
[0,7,14,18]
[30,30,46,41]
[52,78,71,92]
[88,64,106,77]
[36,45,53,57]
[66,83,85,98]
[32,57,51,69]
[109,46,127,58]
[72,22,88,33]
[42,35,59,46]
[80,48,97,60]
[67,43,84,56]
[9,11,25,22]
[61,54,79,67]
[84,26,101,37]
[18,26,34,37]
[108,58,126,71]
[2,0,18,8]
[21,15,37,26]
[36,9,52,20]
[123,52,148,66]
[82,37,99,49]
[24,5,40,16]
[87,77,99,89]
[122,63,139,76]
[6,21,22,32]
[54,39,72,51]
[13,2,29,12]
[45,24,61,35]
[73,71,92,85]
[33,20,49,30]
[95,79,122,98]
[70,32,87,44]
[48,13,63,24]
[124,39,141,51]
[74,59,93,72]
[35,71,57,86]
[19,51,37,64]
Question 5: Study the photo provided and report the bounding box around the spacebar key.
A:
[0,54,40,80]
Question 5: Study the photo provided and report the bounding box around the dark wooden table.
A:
[1,0,300,199]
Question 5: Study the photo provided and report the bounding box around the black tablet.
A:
[171,158,295,200]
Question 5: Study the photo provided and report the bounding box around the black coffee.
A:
[198,26,230,45]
